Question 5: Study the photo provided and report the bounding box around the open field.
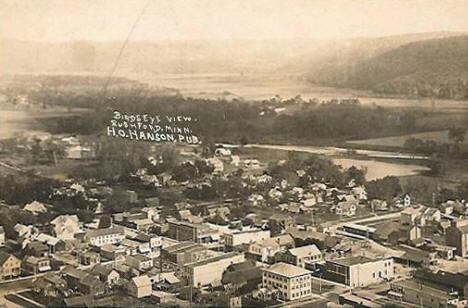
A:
[0,105,88,140]
[138,73,468,109]
[348,130,468,151]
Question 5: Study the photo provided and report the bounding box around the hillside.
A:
[306,35,468,99]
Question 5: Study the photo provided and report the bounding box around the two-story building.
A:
[323,256,394,288]
[0,252,21,280]
[282,245,322,268]
[446,219,468,257]
[84,227,125,247]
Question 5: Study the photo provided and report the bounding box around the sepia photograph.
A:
[1,0,468,307]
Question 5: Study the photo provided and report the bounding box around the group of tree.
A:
[8,80,445,145]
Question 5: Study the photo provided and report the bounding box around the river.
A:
[246,144,429,181]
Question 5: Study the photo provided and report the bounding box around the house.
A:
[0,226,5,247]
[33,273,68,298]
[439,200,457,215]
[395,245,437,267]
[79,275,106,296]
[100,244,126,260]
[184,252,245,287]
[121,238,147,255]
[286,227,337,250]
[244,159,261,169]
[62,266,106,296]
[389,279,459,308]
[84,227,125,247]
[79,251,101,266]
[400,205,426,226]
[396,194,411,208]
[50,214,80,241]
[25,241,49,257]
[283,244,322,268]
[373,221,401,243]
[126,254,153,271]
[23,201,48,215]
[133,233,162,250]
[323,256,394,287]
[446,219,468,257]
[23,256,51,274]
[351,186,367,201]
[206,157,224,173]
[262,263,313,301]
[335,201,357,217]
[247,234,295,263]
[215,148,232,157]
[149,271,181,289]
[370,199,388,212]
[14,224,34,238]
[388,224,422,245]
[35,233,65,254]
[0,251,21,280]
[88,264,120,287]
[128,275,152,298]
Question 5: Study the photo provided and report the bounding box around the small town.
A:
[0,124,467,308]
[2,1,468,308]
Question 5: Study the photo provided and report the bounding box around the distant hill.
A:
[0,38,324,76]
[305,35,468,99]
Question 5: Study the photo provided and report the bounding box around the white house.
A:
[50,215,80,241]
[23,201,48,215]
[128,275,152,298]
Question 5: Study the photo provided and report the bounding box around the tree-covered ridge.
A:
[307,35,468,99]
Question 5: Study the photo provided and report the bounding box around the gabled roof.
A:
[51,214,79,226]
[89,264,116,277]
[36,233,61,246]
[131,275,151,287]
[0,251,19,266]
[85,226,124,238]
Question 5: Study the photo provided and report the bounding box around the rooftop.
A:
[263,262,311,278]
[86,226,124,238]
[329,256,375,266]
[186,252,242,268]
[288,244,321,257]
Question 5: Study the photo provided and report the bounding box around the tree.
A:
[239,136,249,146]
[103,189,132,213]
[77,210,95,224]
[399,113,416,132]
[428,156,447,176]
[448,127,466,144]
[345,166,367,186]
[98,215,112,228]
[365,176,402,202]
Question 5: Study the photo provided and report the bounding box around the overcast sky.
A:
[2,0,468,42]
